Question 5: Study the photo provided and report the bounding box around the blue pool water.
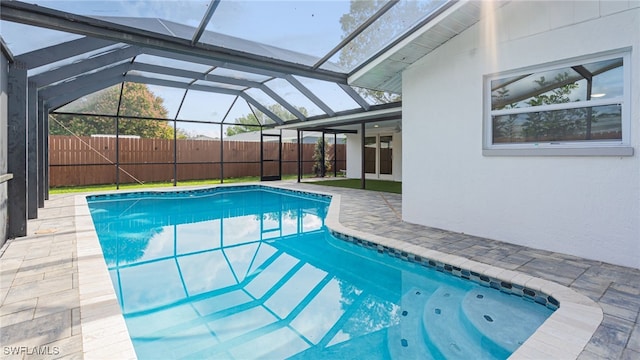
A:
[87,186,553,360]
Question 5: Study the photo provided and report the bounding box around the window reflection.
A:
[492,104,622,144]
[491,58,623,110]
[489,56,625,145]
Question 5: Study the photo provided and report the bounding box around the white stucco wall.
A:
[346,129,402,181]
[345,133,361,179]
[402,1,640,269]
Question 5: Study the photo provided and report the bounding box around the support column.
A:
[297,130,301,183]
[27,82,38,219]
[38,98,45,208]
[361,122,365,190]
[173,118,177,186]
[259,127,264,180]
[7,62,28,238]
[44,105,50,200]
[333,133,337,178]
[220,123,224,183]
[320,131,325,178]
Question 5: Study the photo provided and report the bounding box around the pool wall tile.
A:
[329,229,560,308]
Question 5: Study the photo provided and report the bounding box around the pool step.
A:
[387,287,435,360]
[460,288,552,355]
[423,286,502,359]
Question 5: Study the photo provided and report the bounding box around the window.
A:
[484,51,632,156]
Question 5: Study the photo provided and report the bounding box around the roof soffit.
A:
[349,0,498,94]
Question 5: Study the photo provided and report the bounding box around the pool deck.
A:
[1,181,639,359]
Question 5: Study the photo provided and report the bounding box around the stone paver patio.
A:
[1,181,638,359]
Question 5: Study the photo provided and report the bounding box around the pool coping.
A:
[74,183,603,359]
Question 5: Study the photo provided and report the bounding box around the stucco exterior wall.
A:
[402,1,640,268]
[345,133,361,179]
[1,50,9,246]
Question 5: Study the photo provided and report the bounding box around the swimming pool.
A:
[87,185,554,359]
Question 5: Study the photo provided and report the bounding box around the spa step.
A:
[423,286,501,359]
[459,288,552,355]
[387,286,435,360]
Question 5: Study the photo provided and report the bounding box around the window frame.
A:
[483,49,632,156]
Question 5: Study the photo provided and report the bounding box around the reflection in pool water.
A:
[88,187,553,360]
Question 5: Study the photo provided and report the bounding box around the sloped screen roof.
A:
[0,0,452,127]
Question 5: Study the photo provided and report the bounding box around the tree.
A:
[338,1,436,104]
[225,114,262,137]
[491,87,519,143]
[50,83,175,139]
[225,103,308,136]
[312,137,332,177]
[336,280,400,339]
[175,128,193,140]
[521,73,586,142]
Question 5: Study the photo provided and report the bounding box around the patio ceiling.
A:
[0,0,484,128]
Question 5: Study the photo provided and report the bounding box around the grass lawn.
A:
[49,175,401,195]
[307,178,401,194]
[49,175,299,194]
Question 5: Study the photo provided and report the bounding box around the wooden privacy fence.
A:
[49,136,346,187]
